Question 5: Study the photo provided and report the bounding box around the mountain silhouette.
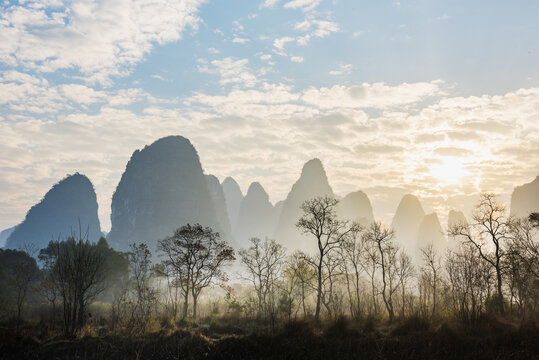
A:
[510,175,539,218]
[274,158,334,250]
[107,136,224,252]
[235,182,277,249]
[417,212,446,261]
[221,176,243,235]
[391,194,425,258]
[0,226,16,248]
[447,209,468,249]
[5,173,102,250]
[206,174,233,245]
[338,190,375,226]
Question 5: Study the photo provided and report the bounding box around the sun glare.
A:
[429,157,469,185]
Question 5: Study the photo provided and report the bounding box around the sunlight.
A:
[429,157,470,185]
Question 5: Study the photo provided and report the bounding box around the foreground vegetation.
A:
[0,192,537,358]
[1,315,537,359]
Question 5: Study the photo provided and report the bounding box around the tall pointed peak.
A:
[300,158,326,178]
[5,173,102,250]
[274,158,333,247]
[448,209,468,228]
[221,176,244,235]
[148,135,192,147]
[417,211,446,257]
[132,135,200,165]
[107,135,223,251]
[222,176,243,196]
[246,182,269,201]
[395,194,425,217]
[339,191,375,225]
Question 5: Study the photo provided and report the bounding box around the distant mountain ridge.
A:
[221,177,243,235]
[234,182,277,249]
[338,190,375,226]
[391,194,425,256]
[7,135,525,262]
[5,173,102,250]
[106,136,227,252]
[0,226,16,248]
[511,175,539,218]
[274,158,334,250]
[206,174,233,244]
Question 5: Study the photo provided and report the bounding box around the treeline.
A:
[0,192,537,338]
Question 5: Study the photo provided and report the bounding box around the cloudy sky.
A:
[1,0,538,231]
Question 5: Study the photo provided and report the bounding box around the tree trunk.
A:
[378,244,393,322]
[401,282,406,318]
[315,258,323,323]
[355,271,361,319]
[370,275,377,316]
[496,267,504,315]
[192,293,198,319]
[301,283,306,317]
[182,290,189,319]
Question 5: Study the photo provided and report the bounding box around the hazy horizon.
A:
[1,0,538,231]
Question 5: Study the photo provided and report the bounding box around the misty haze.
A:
[0,1,538,359]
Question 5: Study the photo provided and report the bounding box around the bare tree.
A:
[420,244,442,318]
[288,252,316,317]
[319,251,344,320]
[506,217,538,315]
[340,227,366,319]
[154,263,182,321]
[446,244,491,325]
[127,243,157,333]
[239,237,285,322]
[278,259,305,321]
[361,239,380,316]
[364,221,398,322]
[296,196,361,323]
[449,192,511,315]
[159,224,234,319]
[39,236,107,336]
[396,251,415,318]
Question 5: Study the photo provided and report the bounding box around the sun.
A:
[429,157,469,185]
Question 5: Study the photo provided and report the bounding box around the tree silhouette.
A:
[159,224,235,318]
[296,196,361,323]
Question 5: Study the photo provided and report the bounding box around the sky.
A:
[1,0,538,232]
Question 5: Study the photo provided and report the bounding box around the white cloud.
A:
[274,18,340,54]
[329,63,353,76]
[294,20,312,31]
[0,0,205,85]
[0,0,537,238]
[60,84,106,105]
[198,57,258,88]
[273,36,295,55]
[151,74,166,81]
[262,0,281,7]
[301,81,445,109]
[1,75,538,234]
[0,71,155,112]
[232,37,250,44]
[284,0,322,12]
